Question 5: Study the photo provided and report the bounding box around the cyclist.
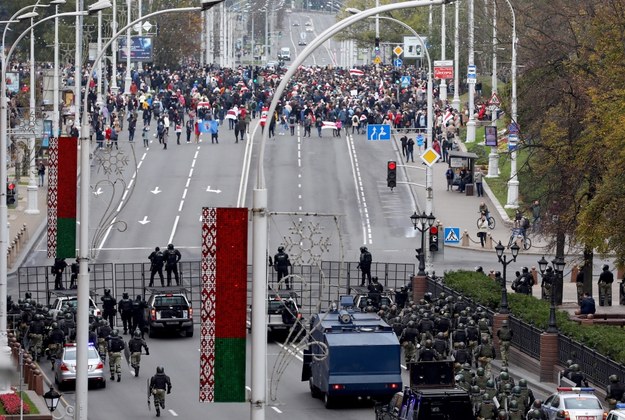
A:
[519,215,531,239]
[479,202,490,220]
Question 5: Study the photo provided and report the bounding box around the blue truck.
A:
[301,297,402,408]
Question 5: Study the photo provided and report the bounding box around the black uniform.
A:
[273,248,292,289]
[101,290,118,326]
[164,246,181,286]
[131,295,148,336]
[148,248,165,287]
[359,247,372,286]
[52,258,68,290]
[118,293,133,334]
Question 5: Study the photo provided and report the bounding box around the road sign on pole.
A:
[467,65,477,84]
[393,58,403,67]
[444,227,460,244]
[400,75,411,87]
[367,124,391,141]
[489,92,501,106]
[393,46,404,56]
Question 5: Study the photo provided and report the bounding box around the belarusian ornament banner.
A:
[199,207,247,402]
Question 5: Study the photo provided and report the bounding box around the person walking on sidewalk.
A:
[446,167,455,191]
[37,161,45,187]
[406,137,415,162]
[477,214,488,247]
[474,167,484,197]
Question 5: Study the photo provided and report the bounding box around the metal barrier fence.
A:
[17,261,417,321]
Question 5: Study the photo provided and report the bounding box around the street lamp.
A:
[50,0,66,138]
[503,0,519,208]
[495,240,519,314]
[43,387,61,412]
[253,3,450,419]
[538,255,565,333]
[410,211,435,276]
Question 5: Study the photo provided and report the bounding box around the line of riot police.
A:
[375,291,545,419]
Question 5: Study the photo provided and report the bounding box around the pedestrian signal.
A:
[387,161,397,189]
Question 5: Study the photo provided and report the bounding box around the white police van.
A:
[607,403,625,420]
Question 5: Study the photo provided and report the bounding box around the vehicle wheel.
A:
[309,378,322,399]
[185,328,194,338]
[488,217,496,229]
[323,393,334,409]
[524,237,532,250]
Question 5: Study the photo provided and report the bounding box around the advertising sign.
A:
[118,36,153,61]
[403,36,427,58]
[5,73,19,93]
[434,60,453,79]
[485,125,498,147]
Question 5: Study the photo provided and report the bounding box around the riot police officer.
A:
[118,292,133,335]
[358,246,372,286]
[107,329,126,382]
[606,374,625,411]
[131,295,148,336]
[599,264,614,306]
[417,339,440,361]
[476,336,496,378]
[101,289,117,326]
[273,246,292,290]
[497,320,513,367]
[164,244,182,286]
[128,330,149,377]
[150,366,172,417]
[148,247,165,287]
[28,314,46,360]
[46,322,65,369]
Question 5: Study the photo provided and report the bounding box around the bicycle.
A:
[508,228,531,250]
[476,212,496,230]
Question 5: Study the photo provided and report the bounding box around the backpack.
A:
[521,217,530,229]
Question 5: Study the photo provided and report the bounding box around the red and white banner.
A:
[349,68,364,77]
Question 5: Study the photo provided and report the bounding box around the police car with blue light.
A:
[541,387,606,420]
[607,403,625,420]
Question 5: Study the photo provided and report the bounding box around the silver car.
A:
[542,387,606,420]
[54,343,106,389]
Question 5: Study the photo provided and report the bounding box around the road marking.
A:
[116,200,124,212]
[191,159,196,168]
[128,179,134,189]
[345,132,372,245]
[122,190,128,201]
[206,186,222,193]
[169,409,178,416]
[182,188,187,200]
[151,186,162,194]
[98,216,116,250]
[185,178,190,188]
[137,160,143,169]
[178,200,184,212]
[168,215,179,244]
[188,168,194,178]
[139,216,150,225]
[271,407,283,414]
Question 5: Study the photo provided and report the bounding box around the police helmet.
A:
[468,319,476,326]
[407,321,415,328]
[570,364,580,372]
[278,246,285,252]
[565,359,573,367]
[51,322,58,329]
[454,374,464,383]
[123,292,129,299]
[360,246,367,252]
[503,383,512,393]
[104,289,111,295]
[486,379,495,389]
[499,371,509,381]
[65,313,73,321]
[522,266,529,273]
[462,362,471,371]
[168,243,174,250]
[134,330,142,338]
[111,329,119,337]
[425,340,433,348]
[532,400,542,409]
[509,400,519,410]
[476,367,485,376]
[518,378,528,388]
[497,410,508,420]
[437,332,444,340]
[528,409,542,419]
[512,386,522,396]
[470,385,480,395]
[610,374,619,383]
[439,292,447,300]
[458,342,466,349]
[410,314,418,322]
[495,271,501,277]
[156,366,164,374]
[155,246,160,251]
[475,266,483,273]
[482,393,492,401]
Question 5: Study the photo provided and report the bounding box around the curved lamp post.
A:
[495,240,519,314]
[410,211,436,276]
[251,2,451,419]
[538,255,565,333]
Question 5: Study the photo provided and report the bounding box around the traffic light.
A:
[387,161,396,189]
[375,37,380,49]
[6,183,16,206]
[415,248,422,263]
[429,226,439,252]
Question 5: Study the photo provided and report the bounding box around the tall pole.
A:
[264,7,268,62]
[451,0,460,111]
[111,0,118,93]
[438,3,447,102]
[25,16,40,215]
[465,0,476,142]
[96,11,103,104]
[200,11,205,67]
[487,0,499,178]
[137,0,143,72]
[75,0,84,130]
[375,0,379,43]
[124,0,132,94]
[53,3,61,137]
[505,0,519,208]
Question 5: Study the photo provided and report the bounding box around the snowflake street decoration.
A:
[283,220,331,266]
[94,148,129,177]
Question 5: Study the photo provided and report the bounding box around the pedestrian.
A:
[496,320,513,367]
[127,330,149,377]
[51,258,67,290]
[37,161,45,186]
[131,295,148,336]
[400,135,408,157]
[273,246,292,289]
[128,112,137,142]
[541,267,554,301]
[237,115,247,141]
[149,366,172,418]
[185,119,193,143]
[209,118,219,144]
[445,167,455,191]
[530,200,541,230]
[476,335,496,378]
[474,167,484,197]
[175,122,182,145]
[289,113,296,136]
[576,265,585,305]
[110,125,119,149]
[101,289,118,326]
[358,246,372,286]
[107,329,125,382]
[303,114,312,137]
[598,264,614,306]
[142,126,149,147]
[118,292,133,335]
[234,116,241,142]
[162,124,169,149]
[194,119,201,143]
[477,214,488,247]
[96,125,105,149]
[575,292,596,316]
[164,244,181,286]
[148,246,165,287]
[406,137,415,162]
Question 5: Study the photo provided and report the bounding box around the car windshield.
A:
[62,298,95,309]
[64,347,100,361]
[563,397,602,410]
[154,296,187,306]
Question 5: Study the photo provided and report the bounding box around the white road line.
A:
[127,179,134,189]
[98,217,116,250]
[137,161,143,169]
[131,170,137,179]
[188,168,194,178]
[116,200,124,212]
[185,178,191,188]
[168,215,179,244]
[298,184,301,188]
[122,190,128,201]
[182,188,187,200]
[299,206,302,210]
[271,407,283,414]
[169,409,178,416]
[194,150,199,159]
[344,133,372,244]
[141,152,148,160]
[191,159,196,168]
[178,200,184,212]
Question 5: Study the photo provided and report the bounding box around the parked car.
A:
[146,288,194,338]
[54,343,106,390]
[541,387,606,420]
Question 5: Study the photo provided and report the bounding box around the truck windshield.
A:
[330,346,397,374]
[154,296,187,306]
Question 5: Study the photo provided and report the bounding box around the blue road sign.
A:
[367,124,391,141]
[508,122,520,134]
[400,75,411,87]
[416,134,424,147]
[508,133,519,151]
[393,58,403,67]
[444,227,460,244]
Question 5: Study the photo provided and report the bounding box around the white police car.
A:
[541,387,606,420]
[607,403,625,420]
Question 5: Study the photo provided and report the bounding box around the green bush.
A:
[443,270,625,363]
